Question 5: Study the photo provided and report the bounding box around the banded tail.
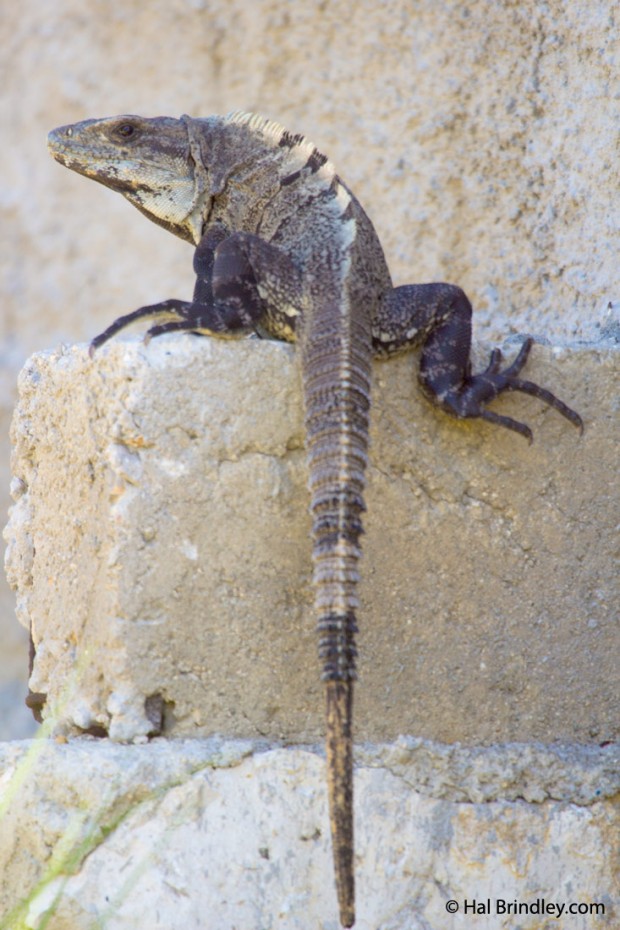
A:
[301,288,372,927]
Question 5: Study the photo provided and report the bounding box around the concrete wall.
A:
[1,1,618,928]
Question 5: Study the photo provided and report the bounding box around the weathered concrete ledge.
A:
[3,336,618,744]
[0,737,617,929]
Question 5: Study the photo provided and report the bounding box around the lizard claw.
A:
[477,408,534,444]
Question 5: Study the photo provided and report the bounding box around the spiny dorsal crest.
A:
[225,110,351,215]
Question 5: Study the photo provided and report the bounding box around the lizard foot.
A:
[88,300,192,356]
[89,289,257,355]
[421,337,584,442]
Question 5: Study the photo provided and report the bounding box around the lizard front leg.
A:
[89,225,227,352]
[89,230,302,352]
[374,283,583,441]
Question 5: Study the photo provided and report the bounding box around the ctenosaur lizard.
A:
[48,111,582,927]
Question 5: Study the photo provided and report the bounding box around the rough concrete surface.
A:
[1,0,618,738]
[4,337,618,745]
[0,738,617,930]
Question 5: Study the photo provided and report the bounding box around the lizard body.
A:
[48,112,582,927]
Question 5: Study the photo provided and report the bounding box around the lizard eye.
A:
[116,123,137,139]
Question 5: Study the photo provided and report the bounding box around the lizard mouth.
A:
[48,139,150,196]
[47,126,170,198]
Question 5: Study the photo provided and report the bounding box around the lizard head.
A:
[48,115,208,243]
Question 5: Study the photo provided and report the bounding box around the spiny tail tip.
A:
[326,680,355,928]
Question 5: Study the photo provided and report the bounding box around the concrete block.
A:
[3,336,618,745]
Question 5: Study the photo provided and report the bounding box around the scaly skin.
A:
[48,112,582,927]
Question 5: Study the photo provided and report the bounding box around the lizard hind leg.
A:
[380,284,584,440]
[374,283,582,440]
